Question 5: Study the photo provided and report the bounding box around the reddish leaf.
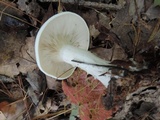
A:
[62,69,115,119]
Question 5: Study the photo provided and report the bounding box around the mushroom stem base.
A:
[60,45,117,87]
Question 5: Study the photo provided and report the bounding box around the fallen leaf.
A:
[17,0,42,18]
[114,86,160,119]
[26,69,46,105]
[0,100,25,120]
[0,35,37,77]
[145,5,160,19]
[62,69,115,119]
[27,86,39,105]
[89,25,100,39]
[0,29,26,77]
[41,3,55,24]
[80,103,113,120]
[91,42,127,61]
[46,76,61,90]
[0,111,6,120]
[63,72,106,104]
[129,0,144,21]
[26,70,41,93]
[18,37,37,74]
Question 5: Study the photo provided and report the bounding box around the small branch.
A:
[71,60,132,73]
[39,0,122,10]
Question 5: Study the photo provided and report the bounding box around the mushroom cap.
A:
[35,12,90,80]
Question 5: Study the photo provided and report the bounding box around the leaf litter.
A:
[0,0,160,120]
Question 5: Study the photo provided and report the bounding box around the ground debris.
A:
[0,0,160,119]
[113,86,160,120]
[0,75,14,82]
[39,0,124,10]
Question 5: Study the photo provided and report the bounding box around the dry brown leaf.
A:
[145,5,160,20]
[26,69,45,105]
[114,86,160,119]
[82,10,98,26]
[129,0,144,21]
[0,111,6,120]
[91,43,127,61]
[41,3,55,24]
[0,64,20,78]
[0,30,25,77]
[0,36,37,78]
[89,25,100,39]
[46,76,61,90]
[110,1,159,55]
[17,0,41,18]
[18,37,37,74]
[62,69,116,119]
[0,100,25,120]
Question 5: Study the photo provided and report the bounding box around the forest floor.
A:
[0,0,160,120]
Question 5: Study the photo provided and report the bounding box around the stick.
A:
[71,60,132,73]
[39,0,122,10]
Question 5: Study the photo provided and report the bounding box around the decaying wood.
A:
[39,0,123,10]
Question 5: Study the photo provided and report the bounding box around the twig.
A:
[57,67,75,79]
[130,0,142,58]
[133,0,141,46]
[32,108,72,120]
[0,81,13,98]
[39,0,122,10]
[71,60,132,73]
[0,0,16,20]
[17,76,32,120]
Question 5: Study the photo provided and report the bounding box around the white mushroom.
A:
[35,12,115,87]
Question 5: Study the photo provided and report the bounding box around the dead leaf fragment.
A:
[0,36,37,77]
[129,0,144,21]
[0,111,6,120]
[89,25,100,39]
[62,69,116,119]
[17,0,41,18]
[145,5,160,20]
[18,37,37,74]
[0,30,25,77]
[46,76,61,90]
[0,100,25,120]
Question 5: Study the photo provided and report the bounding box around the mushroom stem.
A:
[60,45,115,87]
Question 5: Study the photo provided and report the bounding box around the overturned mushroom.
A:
[35,12,115,87]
